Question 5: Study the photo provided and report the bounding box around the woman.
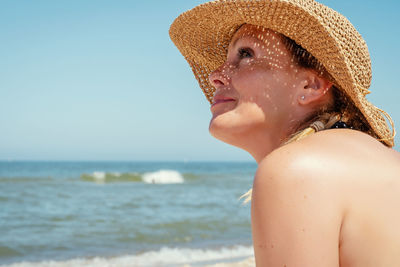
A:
[170,0,400,266]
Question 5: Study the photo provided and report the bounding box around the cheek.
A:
[233,69,282,106]
[235,69,299,120]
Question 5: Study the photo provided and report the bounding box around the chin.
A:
[209,108,265,148]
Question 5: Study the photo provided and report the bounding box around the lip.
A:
[211,95,236,108]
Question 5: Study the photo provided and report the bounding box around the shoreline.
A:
[1,246,255,267]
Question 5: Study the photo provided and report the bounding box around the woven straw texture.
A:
[169,0,395,147]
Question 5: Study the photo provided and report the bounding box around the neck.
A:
[236,129,287,164]
[240,119,302,163]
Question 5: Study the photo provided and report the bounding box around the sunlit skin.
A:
[208,24,400,266]
[208,24,333,163]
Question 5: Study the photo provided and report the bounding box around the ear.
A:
[297,70,333,106]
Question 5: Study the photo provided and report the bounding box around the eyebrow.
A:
[230,35,262,49]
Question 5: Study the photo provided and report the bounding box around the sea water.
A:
[0,161,256,266]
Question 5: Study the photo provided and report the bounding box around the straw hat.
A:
[169,0,395,147]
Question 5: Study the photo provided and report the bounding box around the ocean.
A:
[0,161,256,266]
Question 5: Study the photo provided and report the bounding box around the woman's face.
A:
[208,24,305,150]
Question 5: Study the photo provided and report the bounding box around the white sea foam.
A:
[92,171,106,184]
[92,172,106,180]
[1,245,254,267]
[142,170,184,184]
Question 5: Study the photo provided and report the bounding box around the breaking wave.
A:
[80,170,187,184]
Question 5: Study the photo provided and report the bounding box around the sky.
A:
[0,0,399,161]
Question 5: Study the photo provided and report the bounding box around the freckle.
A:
[302,228,306,232]
[304,195,307,199]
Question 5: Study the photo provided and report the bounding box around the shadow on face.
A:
[208,24,306,148]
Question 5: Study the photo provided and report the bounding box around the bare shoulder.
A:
[258,129,400,180]
[252,129,400,266]
[251,130,360,266]
[253,130,377,207]
[255,129,400,203]
[252,130,362,218]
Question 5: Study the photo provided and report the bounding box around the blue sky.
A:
[0,0,399,161]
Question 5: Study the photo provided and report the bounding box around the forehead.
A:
[230,24,281,47]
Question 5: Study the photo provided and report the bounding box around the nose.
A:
[208,63,230,88]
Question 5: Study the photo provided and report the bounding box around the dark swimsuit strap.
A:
[330,121,350,129]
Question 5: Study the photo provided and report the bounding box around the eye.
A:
[238,47,254,59]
